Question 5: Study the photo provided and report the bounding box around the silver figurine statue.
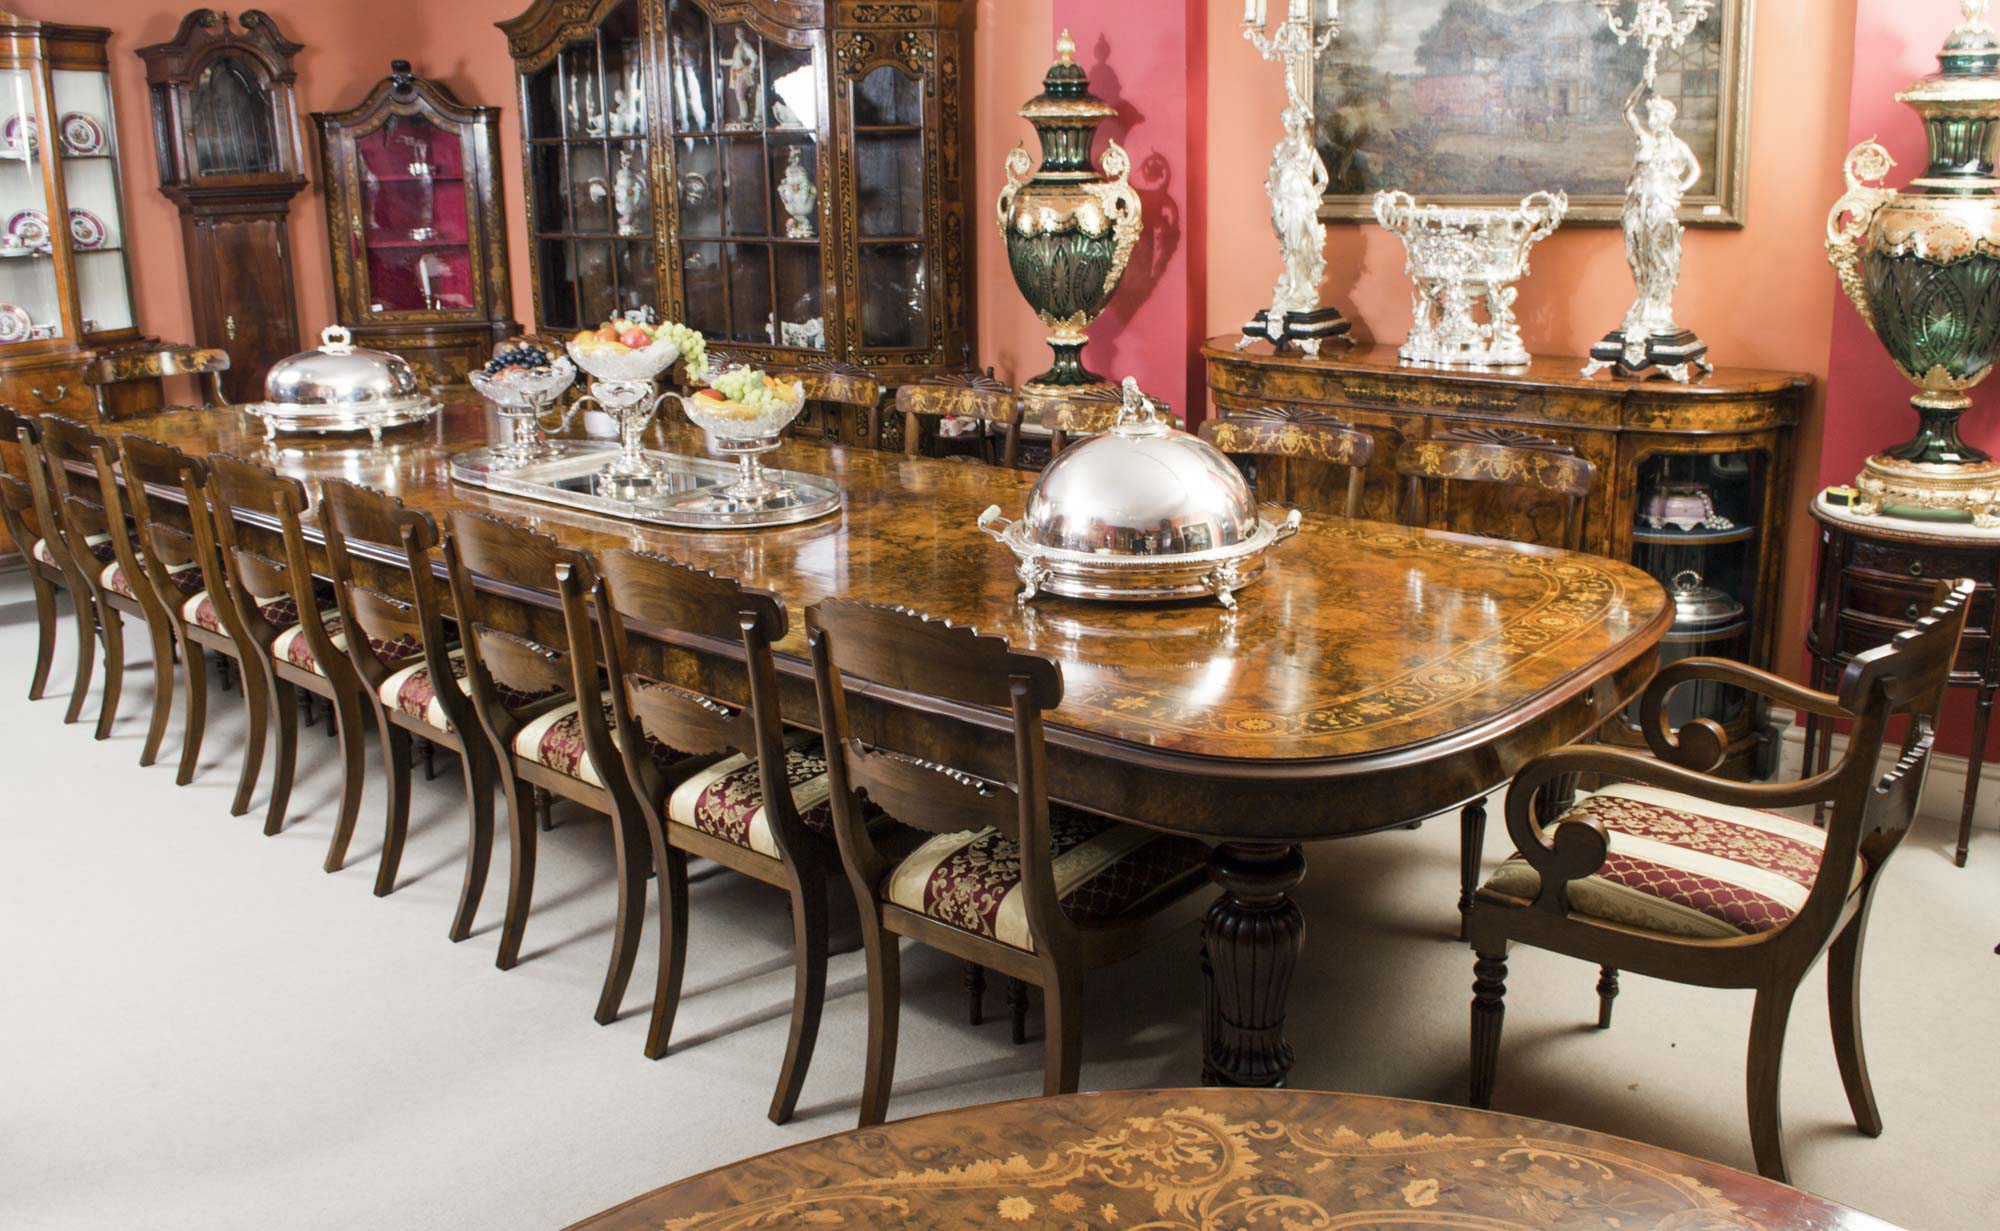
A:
[1584,0,1716,382]
[1236,3,1352,357]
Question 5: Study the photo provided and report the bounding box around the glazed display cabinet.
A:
[0,11,150,420]
[314,61,516,386]
[500,0,971,408]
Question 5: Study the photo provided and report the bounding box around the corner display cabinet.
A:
[0,10,153,421]
[314,62,517,386]
[138,9,308,404]
[499,0,972,436]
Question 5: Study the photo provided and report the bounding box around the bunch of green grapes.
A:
[709,365,802,413]
[655,320,708,379]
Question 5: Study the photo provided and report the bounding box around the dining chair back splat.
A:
[204,454,374,862]
[319,479,494,919]
[807,599,1211,1127]
[1201,405,1376,517]
[895,371,1024,467]
[444,509,656,1027]
[0,405,79,707]
[581,549,836,1123]
[1396,428,1599,940]
[1466,580,1974,1184]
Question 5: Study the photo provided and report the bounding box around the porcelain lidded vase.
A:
[997,29,1143,394]
[1828,0,2000,525]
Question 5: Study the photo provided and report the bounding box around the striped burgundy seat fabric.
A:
[101,558,204,602]
[31,533,115,569]
[1480,782,1863,940]
[664,732,836,858]
[511,693,687,788]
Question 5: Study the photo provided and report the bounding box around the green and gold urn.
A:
[998,30,1144,394]
[1828,0,2000,525]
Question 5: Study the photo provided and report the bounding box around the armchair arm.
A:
[1503,741,1846,917]
[1638,657,1849,769]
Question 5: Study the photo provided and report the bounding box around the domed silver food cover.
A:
[241,326,442,443]
[979,377,1301,609]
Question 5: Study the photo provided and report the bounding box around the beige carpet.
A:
[2,584,1996,1230]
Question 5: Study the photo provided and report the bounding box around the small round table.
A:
[566,1089,1897,1230]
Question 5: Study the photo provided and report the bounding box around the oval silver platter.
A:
[241,396,443,443]
[450,441,841,530]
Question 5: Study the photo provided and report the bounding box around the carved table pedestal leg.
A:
[1202,841,1307,1087]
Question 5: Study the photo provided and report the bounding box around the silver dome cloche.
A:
[979,377,1301,609]
[241,326,442,444]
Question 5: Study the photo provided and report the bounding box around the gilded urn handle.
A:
[1082,139,1145,289]
[996,144,1034,234]
[1826,139,1897,332]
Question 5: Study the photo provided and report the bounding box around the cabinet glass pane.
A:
[858,243,925,349]
[769,135,818,239]
[1622,450,1768,733]
[532,144,566,233]
[609,144,650,237]
[853,64,921,127]
[724,137,767,235]
[598,4,647,141]
[667,0,715,133]
[187,53,277,176]
[539,239,577,329]
[575,239,615,324]
[559,44,601,140]
[524,62,562,141]
[682,241,724,336]
[356,115,474,315]
[0,69,59,343]
[727,241,772,343]
[774,245,824,350]
[54,70,133,333]
[715,25,763,132]
[568,143,611,233]
[676,136,720,235]
[615,239,656,316]
[856,131,923,237]
[765,43,816,130]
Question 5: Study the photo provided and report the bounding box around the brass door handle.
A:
[31,384,66,404]
[225,314,238,341]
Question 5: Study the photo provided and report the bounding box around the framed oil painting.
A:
[1312,0,1753,226]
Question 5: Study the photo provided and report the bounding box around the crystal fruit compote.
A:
[468,339,578,467]
[565,318,703,497]
[670,365,810,508]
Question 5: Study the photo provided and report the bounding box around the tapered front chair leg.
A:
[594,809,649,1025]
[63,591,95,724]
[450,748,498,943]
[322,687,371,873]
[139,620,177,767]
[769,876,829,1124]
[93,604,125,741]
[1469,949,1509,1109]
[1042,966,1083,1097]
[176,640,208,786]
[644,846,691,1060]
[264,678,300,836]
[857,917,901,1129]
[27,574,56,701]
[496,774,539,971]
[375,723,415,896]
[230,654,270,817]
[1828,909,1883,1137]
[1747,981,1798,1184]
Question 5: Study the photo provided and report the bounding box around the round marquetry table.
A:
[566,1089,1897,1230]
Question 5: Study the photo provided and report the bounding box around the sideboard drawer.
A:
[1848,537,2000,586]
[1837,611,1990,676]
[1841,573,1994,629]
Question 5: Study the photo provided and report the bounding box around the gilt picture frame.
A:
[1312,0,1753,227]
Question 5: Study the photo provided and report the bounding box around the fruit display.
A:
[569,316,707,377]
[692,366,806,421]
[478,340,559,379]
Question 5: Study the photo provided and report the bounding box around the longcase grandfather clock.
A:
[138,8,307,402]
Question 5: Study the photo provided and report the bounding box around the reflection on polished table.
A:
[99,397,1670,1087]
[566,1088,1897,1231]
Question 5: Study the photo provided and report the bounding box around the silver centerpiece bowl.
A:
[565,334,684,497]
[979,376,1302,610]
[666,374,812,512]
[1373,190,1568,368]
[241,325,442,444]
[468,349,578,467]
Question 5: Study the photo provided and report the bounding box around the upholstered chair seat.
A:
[664,732,837,858]
[32,532,114,568]
[183,589,297,636]
[1478,782,1864,941]
[270,611,422,678]
[102,557,204,601]
[512,692,686,788]
[881,809,1209,954]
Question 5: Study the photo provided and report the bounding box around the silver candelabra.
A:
[1235,0,1352,358]
[1584,0,1717,382]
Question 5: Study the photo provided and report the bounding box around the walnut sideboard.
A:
[1205,338,1809,777]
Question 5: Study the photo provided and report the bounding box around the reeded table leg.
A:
[1202,841,1307,1088]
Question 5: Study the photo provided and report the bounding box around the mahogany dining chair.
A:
[0,406,83,709]
[1201,404,1376,517]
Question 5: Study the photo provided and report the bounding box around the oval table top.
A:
[566,1088,1896,1230]
[92,399,1669,832]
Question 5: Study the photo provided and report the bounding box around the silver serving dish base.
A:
[241,396,443,443]
[980,505,1302,610]
[451,441,840,530]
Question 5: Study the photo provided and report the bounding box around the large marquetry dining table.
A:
[103,395,1670,1087]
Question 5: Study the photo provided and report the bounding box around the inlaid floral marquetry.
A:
[565,1089,1895,1231]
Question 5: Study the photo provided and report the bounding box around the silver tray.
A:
[241,396,443,443]
[978,504,1301,610]
[450,441,842,530]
